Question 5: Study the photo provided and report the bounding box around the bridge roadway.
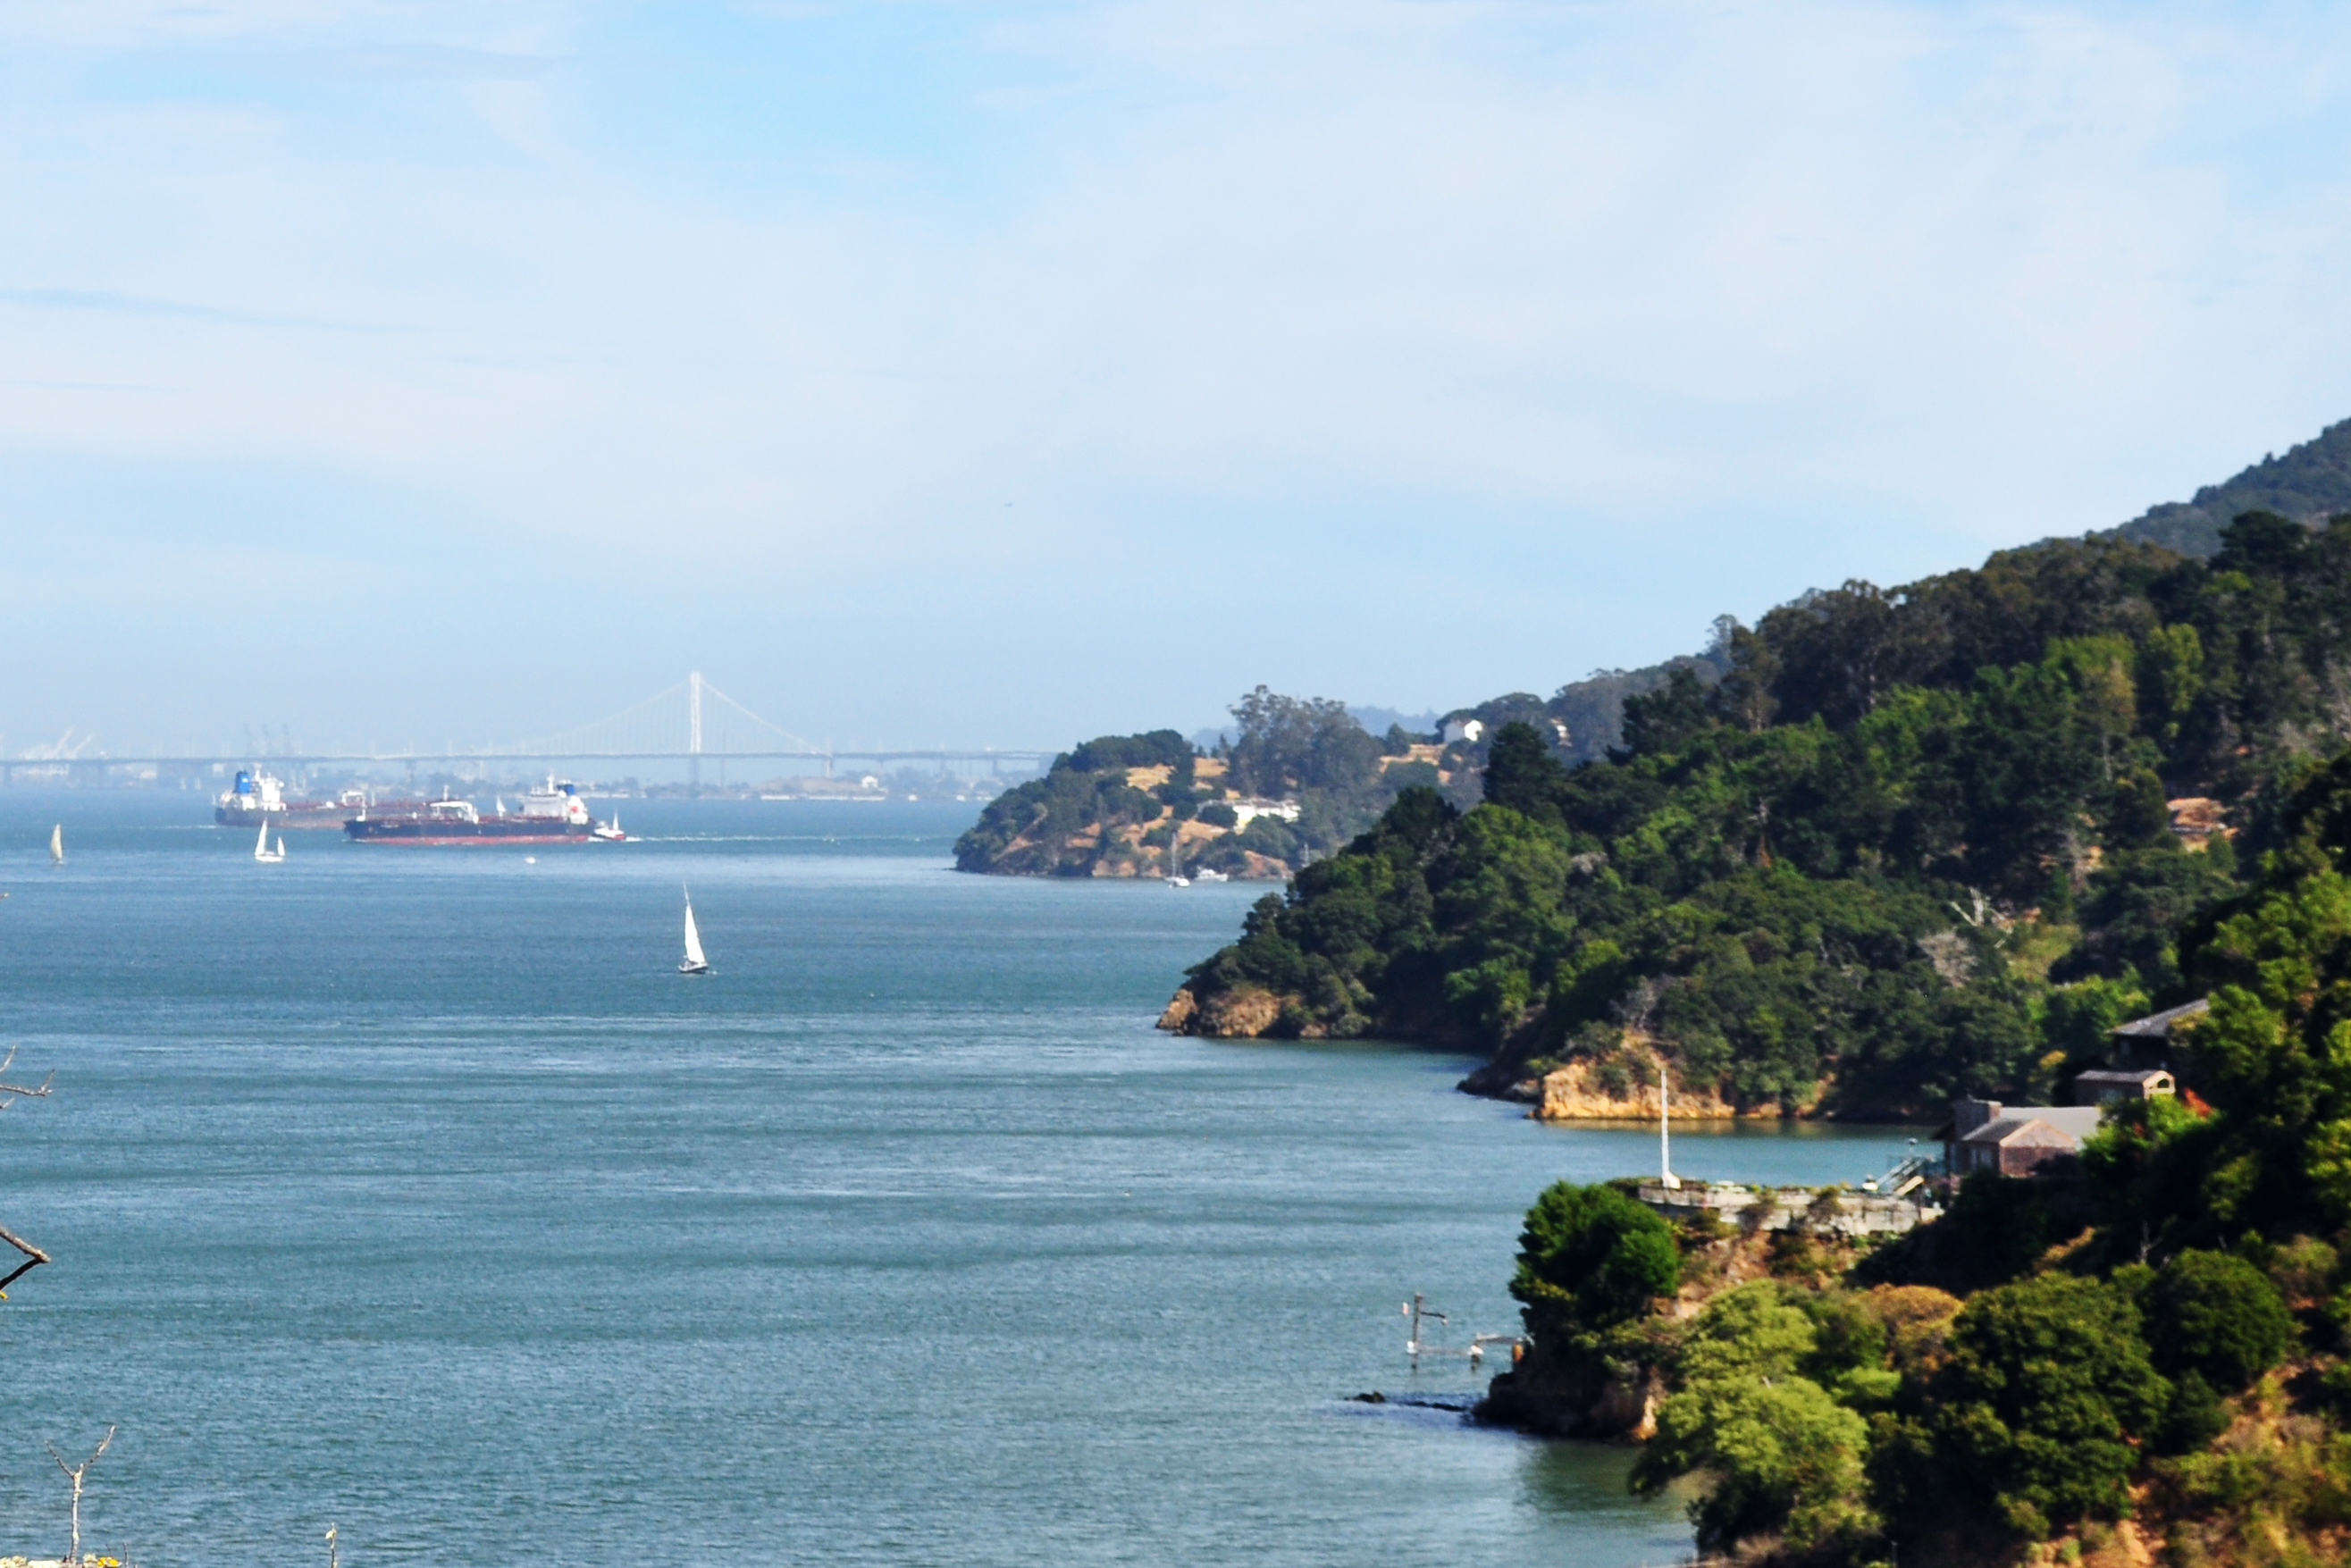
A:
[4,749,1056,779]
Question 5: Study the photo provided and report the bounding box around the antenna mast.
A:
[1660,1060,1680,1190]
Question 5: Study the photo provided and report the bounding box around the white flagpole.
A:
[1660,1061,1680,1189]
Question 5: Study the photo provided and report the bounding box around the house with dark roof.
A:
[2110,999,2210,1070]
[1936,1099,2106,1178]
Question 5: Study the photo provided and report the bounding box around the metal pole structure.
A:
[688,671,703,792]
[1660,1060,1680,1189]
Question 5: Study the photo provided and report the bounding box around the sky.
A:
[4,0,2351,758]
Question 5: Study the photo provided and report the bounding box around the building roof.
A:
[1952,1105,2104,1145]
[2112,998,2211,1039]
[2076,1069,2174,1089]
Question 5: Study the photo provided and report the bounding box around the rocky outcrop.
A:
[1156,985,1284,1037]
[1475,1349,1661,1439]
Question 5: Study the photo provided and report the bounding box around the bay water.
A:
[0,794,1919,1566]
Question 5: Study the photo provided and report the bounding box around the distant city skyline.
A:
[4,1,2348,752]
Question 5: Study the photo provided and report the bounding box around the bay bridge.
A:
[6,674,1056,787]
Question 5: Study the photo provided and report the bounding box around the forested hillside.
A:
[1488,768,2351,1563]
[2109,416,2351,556]
[1440,650,1730,771]
[1168,513,2351,1118]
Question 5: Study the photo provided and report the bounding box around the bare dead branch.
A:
[46,1425,114,1568]
[0,1046,56,1107]
[0,1223,51,1295]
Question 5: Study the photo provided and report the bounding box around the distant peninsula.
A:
[953,692,1456,880]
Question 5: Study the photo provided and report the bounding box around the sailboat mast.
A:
[1659,1060,1679,1190]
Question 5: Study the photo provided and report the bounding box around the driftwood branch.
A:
[0,1045,56,1110]
[0,1222,51,1295]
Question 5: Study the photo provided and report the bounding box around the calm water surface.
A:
[0,794,1919,1567]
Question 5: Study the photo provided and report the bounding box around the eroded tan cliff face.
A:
[1156,985,1282,1037]
[1532,1059,1752,1121]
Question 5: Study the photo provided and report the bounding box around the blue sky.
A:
[5,0,2351,756]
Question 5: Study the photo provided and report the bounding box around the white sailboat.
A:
[48,825,62,867]
[254,821,286,864]
[678,887,712,976]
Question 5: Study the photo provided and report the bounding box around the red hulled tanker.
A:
[344,778,622,846]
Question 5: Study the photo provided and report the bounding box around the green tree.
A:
[2137,1249,2296,1393]
[1632,1282,1875,1553]
[1634,1372,1872,1554]
[1925,1273,2169,1539]
[1481,721,1567,824]
[1510,1181,1680,1337]
[1613,666,1715,760]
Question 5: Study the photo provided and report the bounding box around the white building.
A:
[1230,797,1302,828]
[1441,717,1485,745]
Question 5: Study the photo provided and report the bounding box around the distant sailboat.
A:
[678,887,713,976]
[48,825,62,867]
[254,821,286,864]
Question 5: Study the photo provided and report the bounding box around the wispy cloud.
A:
[283,43,557,80]
[0,377,186,393]
[0,289,414,334]
[2,0,2350,750]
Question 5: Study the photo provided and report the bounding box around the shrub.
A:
[1633,1282,1875,1553]
[1927,1273,2170,1538]
[1634,1371,1873,1554]
[1799,1288,1892,1386]
[2139,1249,2296,1392]
[1065,730,1191,773]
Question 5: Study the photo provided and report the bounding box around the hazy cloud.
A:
[1,0,2348,750]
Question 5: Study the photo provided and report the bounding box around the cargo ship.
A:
[216,772,390,830]
[344,778,619,846]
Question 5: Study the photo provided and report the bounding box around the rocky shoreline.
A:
[1158,985,1839,1122]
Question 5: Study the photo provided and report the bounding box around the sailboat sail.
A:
[256,822,270,859]
[48,825,62,866]
[679,889,711,974]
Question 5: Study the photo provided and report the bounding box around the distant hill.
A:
[2105,416,2351,555]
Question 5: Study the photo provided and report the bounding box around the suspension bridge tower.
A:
[689,671,703,792]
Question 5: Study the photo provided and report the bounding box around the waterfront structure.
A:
[1633,1180,1934,1237]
